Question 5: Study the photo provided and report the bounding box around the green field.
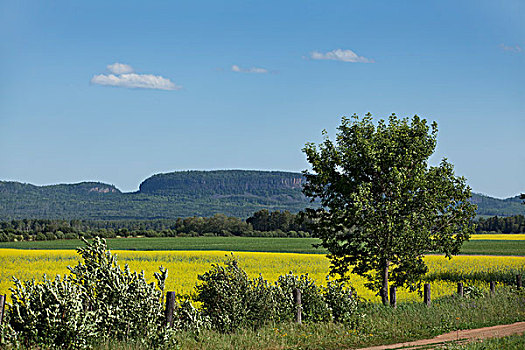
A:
[0,236,523,256]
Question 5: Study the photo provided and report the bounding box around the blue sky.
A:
[1,0,523,198]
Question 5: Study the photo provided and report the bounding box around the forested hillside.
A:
[0,170,522,220]
[471,193,525,217]
[0,171,312,219]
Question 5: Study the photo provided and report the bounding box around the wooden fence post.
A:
[293,288,302,324]
[165,291,176,328]
[457,282,463,297]
[0,294,5,324]
[517,275,522,289]
[424,284,431,306]
[490,281,495,295]
[389,286,397,308]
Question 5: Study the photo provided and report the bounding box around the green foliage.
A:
[0,210,313,242]
[302,114,477,304]
[124,288,525,350]
[194,256,359,332]
[0,171,317,220]
[473,194,525,217]
[2,237,169,349]
[195,256,285,332]
[463,285,484,299]
[0,170,523,221]
[475,215,525,233]
[322,278,358,325]
[171,299,211,334]
[195,256,255,332]
[273,273,331,323]
[6,276,96,349]
[67,237,168,341]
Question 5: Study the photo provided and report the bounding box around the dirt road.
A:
[356,321,525,349]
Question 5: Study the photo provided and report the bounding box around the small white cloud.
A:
[107,62,134,74]
[91,63,181,90]
[310,49,374,63]
[231,65,268,74]
[500,44,522,53]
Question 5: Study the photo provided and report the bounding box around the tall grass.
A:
[93,288,525,350]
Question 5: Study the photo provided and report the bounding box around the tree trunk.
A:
[380,259,390,306]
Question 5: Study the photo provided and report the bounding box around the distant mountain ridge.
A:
[139,170,305,197]
[0,170,522,220]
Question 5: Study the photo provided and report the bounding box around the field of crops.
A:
[1,235,524,255]
[1,247,524,303]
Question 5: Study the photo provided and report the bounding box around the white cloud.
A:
[500,44,522,53]
[310,49,374,63]
[231,65,268,73]
[107,62,134,74]
[91,63,181,90]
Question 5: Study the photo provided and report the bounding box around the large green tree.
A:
[302,113,477,305]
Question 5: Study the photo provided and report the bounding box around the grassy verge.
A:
[0,237,523,256]
[445,334,525,349]
[93,288,525,350]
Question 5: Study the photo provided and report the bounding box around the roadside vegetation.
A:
[1,238,524,349]
[444,334,525,350]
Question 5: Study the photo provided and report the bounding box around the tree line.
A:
[475,215,525,234]
[0,210,312,242]
[0,211,523,243]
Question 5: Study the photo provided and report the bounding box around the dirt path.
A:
[355,321,525,349]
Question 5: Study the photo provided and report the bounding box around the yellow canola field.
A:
[470,234,525,240]
[1,249,524,303]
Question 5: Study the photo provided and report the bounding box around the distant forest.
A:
[0,211,523,242]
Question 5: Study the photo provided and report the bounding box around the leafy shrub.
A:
[463,285,484,299]
[68,238,168,342]
[45,232,57,240]
[194,256,255,332]
[194,256,358,332]
[171,299,211,333]
[35,232,46,241]
[2,237,169,349]
[322,278,358,324]
[6,275,96,349]
[64,232,78,239]
[273,272,331,323]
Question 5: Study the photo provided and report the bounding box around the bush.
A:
[64,232,78,240]
[171,299,211,333]
[273,272,331,323]
[45,232,57,240]
[194,256,358,332]
[6,276,96,349]
[194,256,253,332]
[35,232,47,241]
[463,285,484,299]
[322,278,358,324]
[3,237,169,349]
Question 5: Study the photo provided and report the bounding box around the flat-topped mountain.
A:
[0,171,311,219]
[0,170,522,220]
[139,170,305,197]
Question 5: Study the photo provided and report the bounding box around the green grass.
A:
[0,237,323,253]
[0,237,524,255]
[460,240,525,256]
[90,289,525,350]
[445,334,525,349]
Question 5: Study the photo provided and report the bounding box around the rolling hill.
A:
[0,170,522,220]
